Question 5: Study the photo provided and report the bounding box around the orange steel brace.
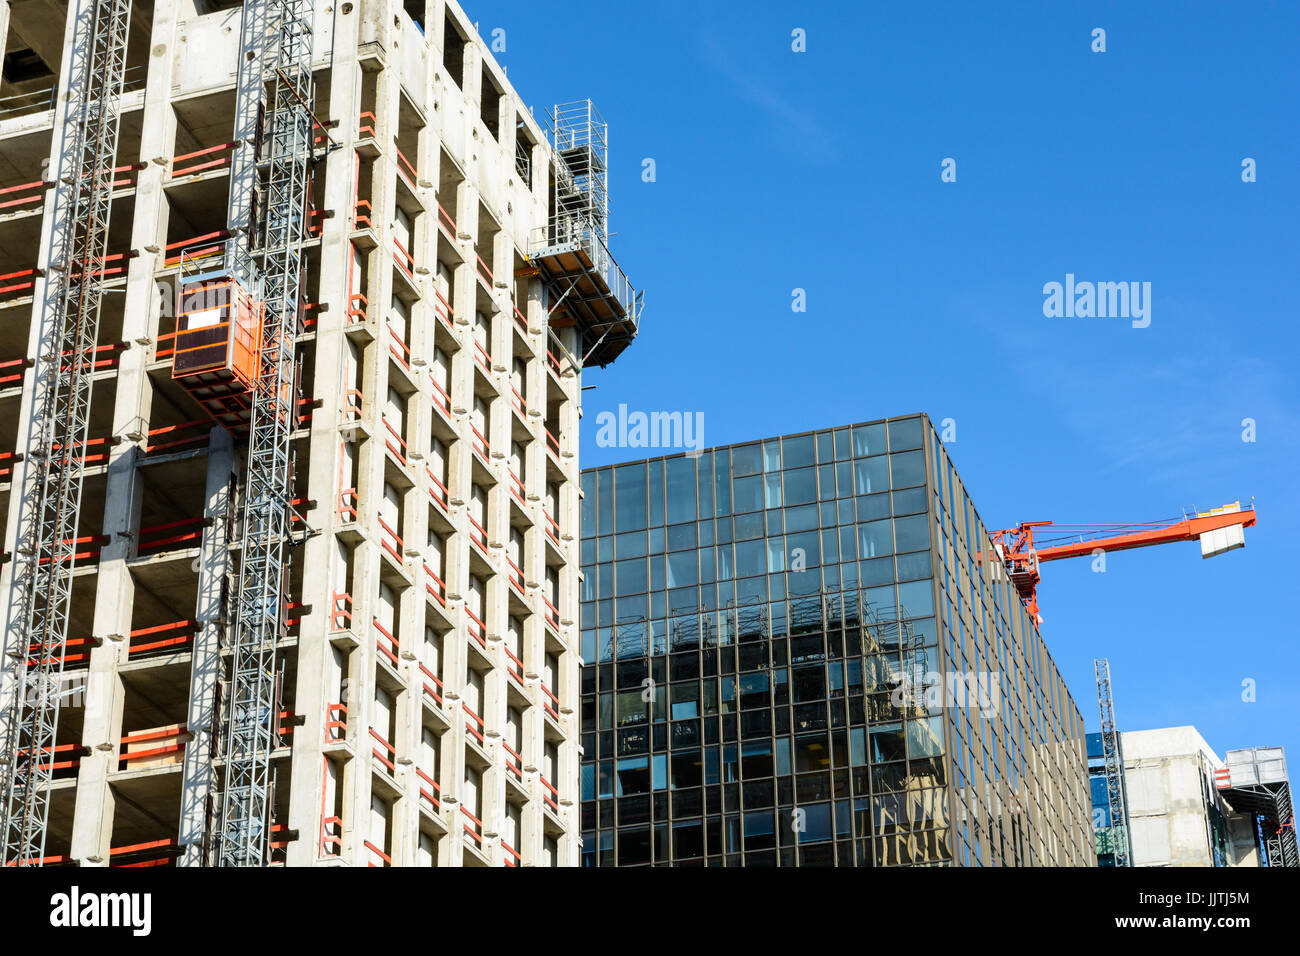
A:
[987,506,1258,622]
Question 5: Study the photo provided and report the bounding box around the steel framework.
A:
[213,0,315,868]
[1094,658,1132,867]
[0,0,132,868]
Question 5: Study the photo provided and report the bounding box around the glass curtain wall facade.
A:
[579,414,1092,866]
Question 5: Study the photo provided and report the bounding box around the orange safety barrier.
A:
[118,725,187,767]
[0,450,19,481]
[163,229,230,268]
[508,468,527,508]
[331,591,353,631]
[393,236,415,278]
[425,464,449,510]
[8,742,83,777]
[353,198,373,231]
[465,608,487,649]
[416,767,441,812]
[539,774,559,812]
[502,839,521,867]
[503,644,524,684]
[511,303,528,336]
[320,814,344,857]
[170,141,238,179]
[505,556,525,597]
[346,289,368,324]
[0,267,40,304]
[429,375,451,417]
[471,424,490,461]
[462,702,483,749]
[37,533,109,566]
[0,177,52,213]
[541,595,560,632]
[540,682,560,721]
[424,562,447,607]
[365,840,391,867]
[473,338,491,376]
[511,384,527,417]
[137,515,206,555]
[502,741,524,781]
[143,419,211,455]
[373,617,400,666]
[325,703,347,742]
[24,634,96,668]
[128,619,195,658]
[394,144,418,187]
[338,487,358,522]
[467,513,488,552]
[546,348,563,377]
[545,426,561,460]
[460,805,483,846]
[0,357,32,387]
[381,415,408,466]
[342,387,363,423]
[475,253,493,289]
[437,201,456,239]
[369,728,397,774]
[357,111,378,140]
[419,661,443,706]
[543,508,561,546]
[432,287,453,329]
[386,320,411,372]
[377,514,404,565]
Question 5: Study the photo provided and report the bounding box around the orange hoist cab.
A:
[171,272,263,433]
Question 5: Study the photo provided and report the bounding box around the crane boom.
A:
[988,502,1257,622]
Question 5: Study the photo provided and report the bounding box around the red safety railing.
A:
[511,303,528,336]
[357,111,378,140]
[502,741,524,782]
[137,516,206,556]
[24,633,96,668]
[143,419,210,455]
[128,619,194,658]
[109,162,146,191]
[364,840,391,867]
[437,201,456,239]
[502,839,521,867]
[381,416,408,467]
[476,253,494,289]
[467,513,488,552]
[465,608,487,649]
[471,424,490,461]
[540,682,560,721]
[36,533,108,566]
[338,487,359,523]
[387,320,411,372]
[377,514,404,566]
[331,592,353,631]
[346,289,368,325]
[341,387,363,423]
[393,236,415,279]
[541,594,560,632]
[170,141,238,179]
[510,385,527,417]
[320,815,344,858]
[463,702,485,744]
[505,556,525,597]
[432,286,454,329]
[429,375,451,417]
[547,348,563,377]
[119,726,187,768]
[461,805,483,846]
[545,426,561,461]
[416,767,441,813]
[369,727,397,774]
[0,357,32,387]
[394,143,419,188]
[508,468,527,508]
[539,774,559,812]
[373,618,400,666]
[543,508,561,546]
[0,450,20,481]
[0,177,52,214]
[425,464,449,510]
[352,197,373,230]
[0,267,40,305]
[12,742,82,778]
[419,661,443,707]
[325,703,348,742]
[424,562,447,607]
[473,338,492,376]
[163,229,230,269]
[503,644,524,684]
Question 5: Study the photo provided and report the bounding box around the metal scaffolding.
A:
[0,0,132,868]
[213,0,316,868]
[1217,747,1299,868]
[1094,658,1132,867]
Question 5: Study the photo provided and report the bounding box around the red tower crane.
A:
[987,501,1257,624]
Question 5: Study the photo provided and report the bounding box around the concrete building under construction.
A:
[0,0,640,867]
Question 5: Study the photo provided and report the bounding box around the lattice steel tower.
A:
[1094,658,1132,867]
[0,0,132,868]
[212,0,316,867]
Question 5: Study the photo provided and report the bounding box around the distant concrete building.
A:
[1089,726,1296,868]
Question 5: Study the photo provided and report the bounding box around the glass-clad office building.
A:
[579,414,1093,866]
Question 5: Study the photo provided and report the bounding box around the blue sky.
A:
[485,1,1299,763]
